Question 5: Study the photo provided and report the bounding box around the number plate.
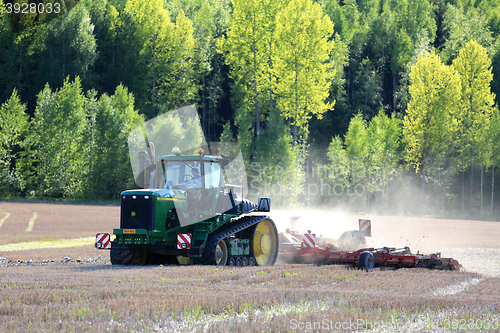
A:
[123,229,136,234]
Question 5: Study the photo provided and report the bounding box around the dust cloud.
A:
[269,208,500,276]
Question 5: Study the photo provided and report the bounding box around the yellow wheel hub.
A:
[133,248,147,266]
[253,219,277,266]
[215,240,228,266]
[216,244,223,264]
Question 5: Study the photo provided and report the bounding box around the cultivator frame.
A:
[278,217,462,272]
[280,244,462,271]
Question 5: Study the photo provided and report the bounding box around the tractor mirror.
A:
[221,155,229,169]
[257,198,271,212]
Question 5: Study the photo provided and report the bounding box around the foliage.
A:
[441,5,497,65]
[452,41,495,170]
[32,2,97,90]
[403,52,460,175]
[368,109,402,199]
[2,0,500,215]
[89,85,143,199]
[0,90,29,195]
[275,0,335,143]
[249,107,304,207]
[220,121,234,143]
[121,0,197,117]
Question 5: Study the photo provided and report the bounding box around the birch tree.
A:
[275,0,334,143]
[452,41,495,214]
[403,52,460,209]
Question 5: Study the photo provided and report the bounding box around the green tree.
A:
[327,135,349,205]
[403,52,461,209]
[250,107,302,206]
[32,3,97,90]
[166,0,232,140]
[344,112,369,206]
[31,77,89,198]
[122,0,198,117]
[218,0,285,140]
[390,29,413,112]
[441,5,496,64]
[83,0,123,95]
[0,1,18,105]
[489,108,500,215]
[354,58,382,118]
[0,90,29,195]
[122,0,173,117]
[452,41,495,214]
[220,121,234,143]
[275,0,335,143]
[157,10,198,110]
[388,0,436,45]
[367,109,402,210]
[89,85,143,199]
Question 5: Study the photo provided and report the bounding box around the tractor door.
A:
[203,161,223,212]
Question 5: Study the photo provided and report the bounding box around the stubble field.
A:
[0,201,499,332]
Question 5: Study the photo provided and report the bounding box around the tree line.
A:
[1,0,500,218]
[321,41,497,218]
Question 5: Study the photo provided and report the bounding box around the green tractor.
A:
[95,106,279,266]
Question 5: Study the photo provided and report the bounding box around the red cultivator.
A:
[279,243,462,271]
[278,218,462,271]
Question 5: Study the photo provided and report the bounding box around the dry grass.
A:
[1,202,500,332]
[0,263,499,332]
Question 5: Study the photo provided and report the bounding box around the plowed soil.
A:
[1,202,500,332]
[1,202,500,276]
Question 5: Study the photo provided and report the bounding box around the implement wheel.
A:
[241,217,279,266]
[358,251,374,272]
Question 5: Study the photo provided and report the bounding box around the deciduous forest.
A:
[1,0,500,219]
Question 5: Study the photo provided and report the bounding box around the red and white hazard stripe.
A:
[302,233,316,248]
[95,233,111,249]
[177,234,192,249]
[359,219,371,237]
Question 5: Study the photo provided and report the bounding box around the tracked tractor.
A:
[95,106,279,266]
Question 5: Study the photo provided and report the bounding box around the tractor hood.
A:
[121,188,172,198]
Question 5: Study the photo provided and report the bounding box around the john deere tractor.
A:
[95,106,279,266]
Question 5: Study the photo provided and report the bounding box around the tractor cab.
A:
[158,147,256,227]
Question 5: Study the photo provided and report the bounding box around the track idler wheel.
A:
[215,239,228,266]
[248,257,255,266]
[242,217,279,266]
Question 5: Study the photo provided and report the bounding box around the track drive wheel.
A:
[242,217,279,266]
[110,242,133,265]
[132,248,147,266]
[110,242,148,266]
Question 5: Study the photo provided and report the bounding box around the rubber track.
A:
[110,242,134,265]
[195,215,267,265]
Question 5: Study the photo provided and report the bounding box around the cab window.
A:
[204,162,221,189]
